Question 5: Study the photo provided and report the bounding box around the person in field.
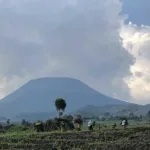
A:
[121,118,128,128]
[88,120,93,131]
[34,122,44,132]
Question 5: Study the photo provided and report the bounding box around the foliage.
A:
[55,98,67,112]
[21,119,31,127]
[7,119,10,125]
[7,125,32,132]
[34,117,75,132]
[62,115,74,122]
[147,110,150,118]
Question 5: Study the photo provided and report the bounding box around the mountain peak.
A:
[30,77,79,82]
[0,77,128,118]
[27,77,83,86]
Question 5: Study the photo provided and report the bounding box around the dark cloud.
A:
[0,0,134,101]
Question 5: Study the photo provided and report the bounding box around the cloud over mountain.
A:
[0,0,149,104]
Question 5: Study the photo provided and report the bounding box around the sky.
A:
[0,0,150,104]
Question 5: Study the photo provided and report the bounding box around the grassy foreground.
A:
[0,125,150,150]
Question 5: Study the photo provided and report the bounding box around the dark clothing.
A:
[88,125,93,131]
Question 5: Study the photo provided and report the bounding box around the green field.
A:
[0,121,150,150]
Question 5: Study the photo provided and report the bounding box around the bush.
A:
[7,125,32,132]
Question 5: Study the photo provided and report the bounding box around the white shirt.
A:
[121,120,126,126]
[88,120,92,127]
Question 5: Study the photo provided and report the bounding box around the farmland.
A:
[0,123,150,150]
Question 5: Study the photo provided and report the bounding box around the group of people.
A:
[87,119,128,131]
[34,118,129,132]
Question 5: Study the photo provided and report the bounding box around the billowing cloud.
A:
[120,23,150,104]
[0,0,149,104]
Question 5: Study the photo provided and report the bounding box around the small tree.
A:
[147,110,150,120]
[22,119,26,126]
[55,98,67,118]
[7,119,10,125]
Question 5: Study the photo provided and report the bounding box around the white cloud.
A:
[120,23,150,104]
[0,0,150,105]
